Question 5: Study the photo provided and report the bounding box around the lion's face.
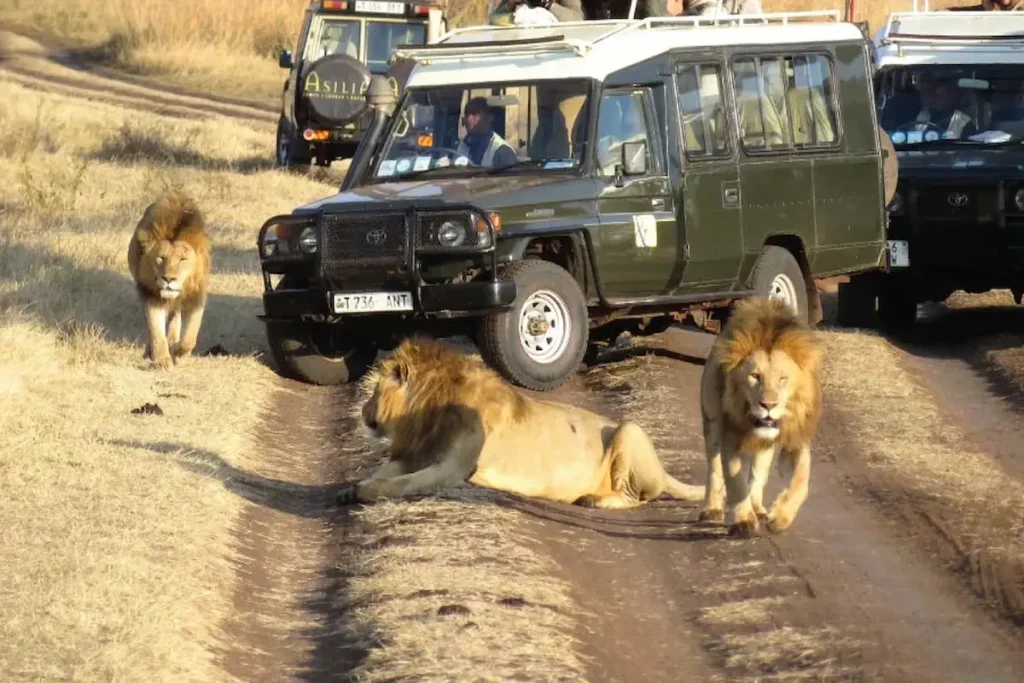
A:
[143,240,197,300]
[728,348,803,441]
[361,360,410,440]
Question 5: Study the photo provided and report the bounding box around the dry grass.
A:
[0,0,488,105]
[0,74,335,680]
[768,0,978,34]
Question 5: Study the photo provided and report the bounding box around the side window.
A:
[676,62,731,158]
[732,54,840,152]
[791,55,839,146]
[595,90,651,176]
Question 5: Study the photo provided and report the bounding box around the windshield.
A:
[306,18,361,60]
[366,21,426,74]
[877,65,1024,146]
[372,80,592,180]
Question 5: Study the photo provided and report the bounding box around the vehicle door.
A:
[594,87,678,299]
[672,58,744,291]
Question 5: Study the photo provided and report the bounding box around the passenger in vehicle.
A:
[912,74,978,138]
[455,97,518,168]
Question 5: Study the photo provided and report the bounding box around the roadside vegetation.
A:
[0,76,332,679]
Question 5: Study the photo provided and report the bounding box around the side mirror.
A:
[621,140,647,176]
[279,49,293,69]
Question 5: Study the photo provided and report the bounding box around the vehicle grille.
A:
[915,186,997,222]
[320,212,408,282]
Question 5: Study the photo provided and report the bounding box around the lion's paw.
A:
[727,518,760,538]
[335,484,363,506]
[573,494,601,508]
[766,511,793,534]
[698,508,725,523]
[151,354,173,370]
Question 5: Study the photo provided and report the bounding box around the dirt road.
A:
[7,31,1023,680]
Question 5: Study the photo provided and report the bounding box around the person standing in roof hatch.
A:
[456,97,518,169]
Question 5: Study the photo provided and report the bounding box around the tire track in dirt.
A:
[210,379,369,682]
[509,327,1024,682]
[0,30,275,127]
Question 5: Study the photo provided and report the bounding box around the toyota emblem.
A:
[947,192,969,208]
[365,228,386,246]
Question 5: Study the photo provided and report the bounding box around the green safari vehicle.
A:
[257,11,894,391]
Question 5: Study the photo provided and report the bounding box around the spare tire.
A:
[879,124,899,207]
[299,53,371,127]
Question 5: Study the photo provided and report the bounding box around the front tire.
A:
[751,245,809,322]
[478,259,588,392]
[265,321,377,385]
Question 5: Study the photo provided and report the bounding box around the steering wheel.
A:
[894,120,944,135]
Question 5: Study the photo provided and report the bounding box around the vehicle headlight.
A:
[298,226,318,253]
[437,220,467,247]
[419,211,501,249]
[259,218,316,258]
[1014,189,1024,212]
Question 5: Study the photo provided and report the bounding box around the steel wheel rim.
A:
[769,273,799,314]
[518,289,571,364]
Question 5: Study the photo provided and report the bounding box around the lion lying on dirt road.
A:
[126,191,211,369]
[335,337,705,508]
[699,296,824,537]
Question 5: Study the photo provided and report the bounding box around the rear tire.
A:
[837,275,878,328]
[276,117,311,168]
[877,274,917,330]
[478,259,588,392]
[750,245,809,322]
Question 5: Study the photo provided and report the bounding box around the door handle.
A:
[651,198,665,210]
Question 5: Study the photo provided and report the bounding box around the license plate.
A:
[887,239,910,268]
[333,291,413,314]
[354,0,405,13]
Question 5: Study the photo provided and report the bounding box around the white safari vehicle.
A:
[258,11,892,390]
[838,6,1024,329]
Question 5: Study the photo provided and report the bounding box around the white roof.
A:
[396,11,864,89]
[874,11,1024,68]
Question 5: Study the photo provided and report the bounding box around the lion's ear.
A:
[392,360,409,384]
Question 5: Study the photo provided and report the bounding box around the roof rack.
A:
[880,10,1024,49]
[394,11,842,63]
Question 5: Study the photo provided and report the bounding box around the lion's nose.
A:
[760,400,778,411]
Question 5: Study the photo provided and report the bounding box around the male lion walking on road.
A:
[699,297,824,537]
[127,191,211,369]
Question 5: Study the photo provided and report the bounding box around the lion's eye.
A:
[156,256,164,264]
[779,376,788,387]
[750,372,762,383]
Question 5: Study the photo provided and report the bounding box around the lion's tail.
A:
[662,473,705,502]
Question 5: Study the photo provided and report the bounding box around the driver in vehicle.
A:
[912,73,978,138]
[455,97,518,168]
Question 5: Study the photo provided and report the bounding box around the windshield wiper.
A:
[487,159,574,174]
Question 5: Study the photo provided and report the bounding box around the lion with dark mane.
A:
[698,296,824,537]
[126,191,211,369]
[336,337,705,507]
